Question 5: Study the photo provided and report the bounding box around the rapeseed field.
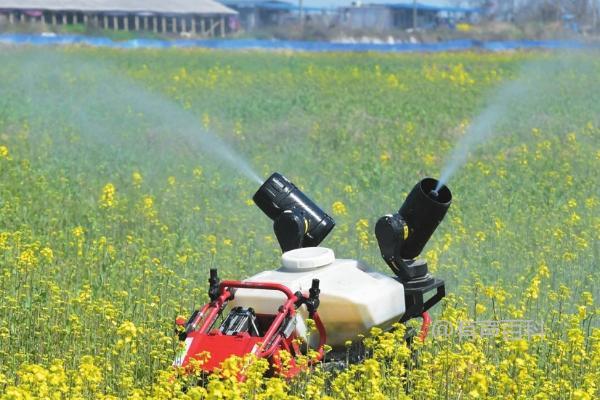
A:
[0,47,598,399]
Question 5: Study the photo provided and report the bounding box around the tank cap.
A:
[282,247,335,270]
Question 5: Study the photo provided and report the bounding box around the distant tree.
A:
[516,0,598,25]
[518,1,560,23]
[453,0,599,30]
[470,1,511,21]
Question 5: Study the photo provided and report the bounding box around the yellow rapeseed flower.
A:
[79,355,103,386]
[117,321,138,341]
[202,113,211,129]
[18,248,38,270]
[386,74,400,88]
[99,183,116,208]
[72,226,84,237]
[332,201,347,216]
[132,171,143,188]
[40,247,54,263]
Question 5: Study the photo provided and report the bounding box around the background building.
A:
[0,0,238,37]
[339,2,478,31]
[221,0,294,30]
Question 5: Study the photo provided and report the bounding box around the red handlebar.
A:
[219,280,296,299]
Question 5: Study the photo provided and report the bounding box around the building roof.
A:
[222,0,325,12]
[385,2,479,13]
[222,0,289,8]
[0,0,237,15]
[344,2,478,13]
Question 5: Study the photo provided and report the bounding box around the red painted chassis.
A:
[175,280,327,378]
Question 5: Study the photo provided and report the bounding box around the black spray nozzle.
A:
[398,177,452,259]
[376,177,451,281]
[253,173,335,252]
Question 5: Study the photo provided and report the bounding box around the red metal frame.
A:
[175,279,434,378]
[418,311,432,341]
[174,280,326,378]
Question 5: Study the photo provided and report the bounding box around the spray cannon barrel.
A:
[376,177,451,282]
[398,177,452,259]
[253,172,335,252]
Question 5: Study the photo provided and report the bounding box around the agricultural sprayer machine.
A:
[174,173,452,377]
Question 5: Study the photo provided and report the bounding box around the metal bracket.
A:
[400,278,445,322]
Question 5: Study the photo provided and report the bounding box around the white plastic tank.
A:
[228,247,406,348]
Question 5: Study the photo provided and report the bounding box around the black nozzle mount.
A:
[294,279,321,318]
[253,173,335,252]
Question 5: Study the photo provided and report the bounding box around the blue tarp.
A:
[0,33,598,52]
